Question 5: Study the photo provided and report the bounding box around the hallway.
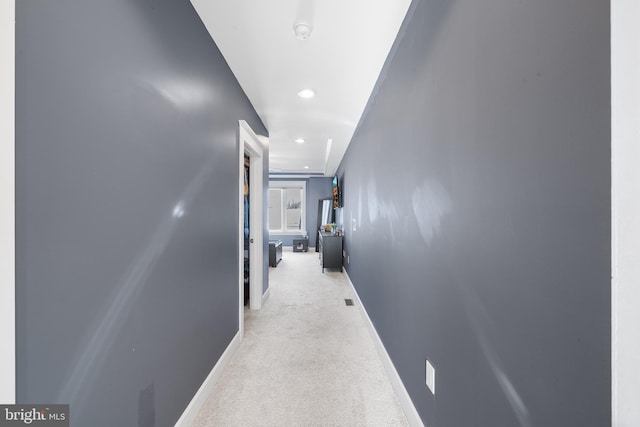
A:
[7,0,630,425]
[192,247,409,426]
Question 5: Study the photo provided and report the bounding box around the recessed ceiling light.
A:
[297,88,316,99]
[295,138,305,144]
[304,166,309,169]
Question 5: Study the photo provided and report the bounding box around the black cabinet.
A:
[318,232,342,272]
[269,240,282,267]
[293,237,308,252]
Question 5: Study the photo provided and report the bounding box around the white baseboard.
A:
[174,330,242,427]
[344,271,424,427]
[262,287,271,306]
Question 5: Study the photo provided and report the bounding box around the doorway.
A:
[243,155,250,307]
[238,121,265,335]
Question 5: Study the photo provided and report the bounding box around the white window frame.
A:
[268,181,306,234]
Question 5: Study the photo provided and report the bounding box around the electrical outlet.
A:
[426,360,435,394]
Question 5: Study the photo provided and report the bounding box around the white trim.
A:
[267,231,310,236]
[238,145,244,337]
[249,148,263,310]
[323,138,333,175]
[0,0,15,404]
[344,271,424,427]
[174,331,242,427]
[611,1,640,425]
[268,180,307,188]
[261,287,271,306]
[268,174,324,179]
[238,129,245,334]
[239,120,265,311]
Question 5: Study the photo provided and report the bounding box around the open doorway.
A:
[243,154,250,307]
[238,121,265,335]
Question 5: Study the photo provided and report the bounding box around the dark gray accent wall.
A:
[15,1,267,426]
[337,0,610,426]
[269,177,333,247]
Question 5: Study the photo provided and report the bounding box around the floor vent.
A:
[345,299,354,306]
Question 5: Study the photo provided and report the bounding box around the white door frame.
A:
[238,120,265,332]
[611,1,640,424]
[0,0,16,404]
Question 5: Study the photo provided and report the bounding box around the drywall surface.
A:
[612,0,640,425]
[15,0,267,425]
[337,0,610,425]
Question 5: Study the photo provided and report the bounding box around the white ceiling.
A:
[191,0,412,176]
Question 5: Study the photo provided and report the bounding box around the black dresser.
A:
[318,232,342,272]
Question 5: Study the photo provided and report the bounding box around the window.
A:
[268,181,306,233]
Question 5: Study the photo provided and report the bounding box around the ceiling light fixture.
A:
[297,88,315,99]
[294,22,313,40]
[304,166,309,169]
[295,138,305,144]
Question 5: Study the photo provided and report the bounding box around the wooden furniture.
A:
[269,240,282,267]
[318,232,342,272]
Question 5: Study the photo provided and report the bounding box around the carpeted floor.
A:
[192,246,409,427]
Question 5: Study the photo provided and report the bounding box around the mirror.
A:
[316,198,333,251]
[321,199,332,226]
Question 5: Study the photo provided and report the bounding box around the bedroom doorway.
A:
[238,121,265,335]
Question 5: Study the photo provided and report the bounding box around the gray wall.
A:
[15,1,268,426]
[269,176,333,248]
[337,0,610,425]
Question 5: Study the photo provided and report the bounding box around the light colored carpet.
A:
[192,247,409,427]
